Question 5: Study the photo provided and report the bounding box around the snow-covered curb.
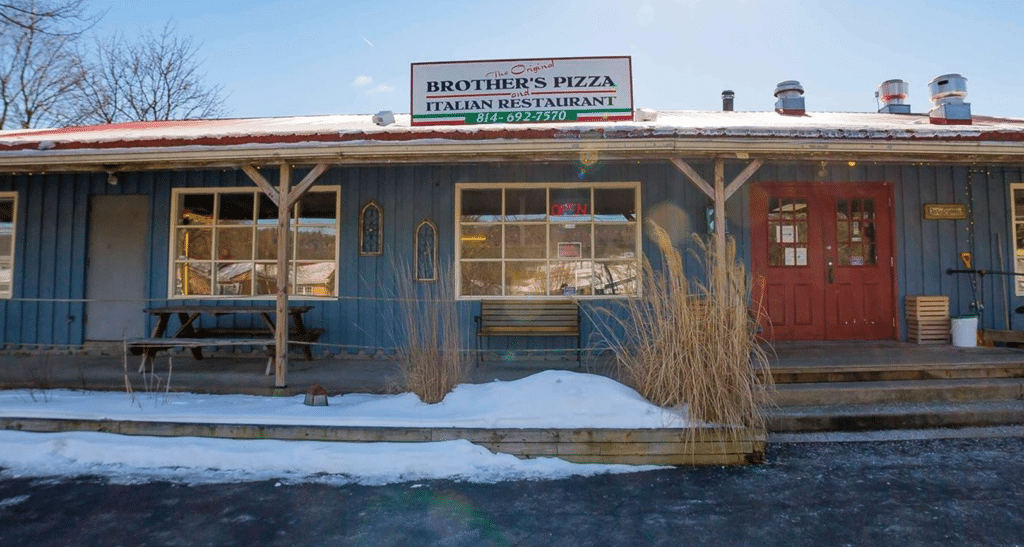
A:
[0,371,684,484]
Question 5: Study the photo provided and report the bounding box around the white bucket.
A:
[950,315,978,347]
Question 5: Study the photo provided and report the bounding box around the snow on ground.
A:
[0,370,692,429]
[0,371,677,485]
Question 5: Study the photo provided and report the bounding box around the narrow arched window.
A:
[415,218,437,282]
[359,200,383,256]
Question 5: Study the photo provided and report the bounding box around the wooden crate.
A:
[907,319,951,344]
[906,296,949,321]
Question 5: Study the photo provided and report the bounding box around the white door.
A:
[86,195,149,340]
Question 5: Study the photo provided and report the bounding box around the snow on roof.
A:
[2,110,1024,154]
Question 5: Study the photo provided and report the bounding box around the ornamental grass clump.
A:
[604,221,772,431]
[393,261,469,404]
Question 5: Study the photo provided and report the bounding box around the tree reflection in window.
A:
[360,200,383,256]
[415,218,437,282]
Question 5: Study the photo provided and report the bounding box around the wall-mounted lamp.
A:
[106,172,118,185]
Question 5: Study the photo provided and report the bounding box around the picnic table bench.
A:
[127,304,321,375]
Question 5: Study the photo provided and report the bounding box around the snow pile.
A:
[0,431,659,486]
[0,370,692,429]
[0,371,678,485]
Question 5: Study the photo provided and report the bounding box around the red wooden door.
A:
[751,182,895,341]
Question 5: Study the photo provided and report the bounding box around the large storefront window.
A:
[0,193,16,298]
[1013,184,1024,296]
[456,183,640,298]
[170,187,340,297]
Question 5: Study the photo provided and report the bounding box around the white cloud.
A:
[368,84,394,94]
[352,75,373,87]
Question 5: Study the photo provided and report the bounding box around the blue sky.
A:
[92,0,1024,119]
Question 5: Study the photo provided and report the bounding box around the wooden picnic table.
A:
[139,304,319,362]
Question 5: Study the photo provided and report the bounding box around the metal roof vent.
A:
[774,80,805,115]
[722,90,735,111]
[928,73,971,125]
[634,108,657,122]
[372,110,395,126]
[877,79,911,114]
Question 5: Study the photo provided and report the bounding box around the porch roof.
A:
[2,110,1024,172]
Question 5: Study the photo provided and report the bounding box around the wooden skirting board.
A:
[982,330,1024,344]
[0,417,766,466]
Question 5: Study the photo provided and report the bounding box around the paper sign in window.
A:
[558,242,582,258]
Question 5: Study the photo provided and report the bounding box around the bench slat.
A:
[128,337,274,348]
[475,300,581,364]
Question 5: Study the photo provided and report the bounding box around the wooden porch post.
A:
[670,156,764,283]
[242,163,331,388]
[713,159,727,280]
[275,164,291,388]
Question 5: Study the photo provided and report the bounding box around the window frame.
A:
[167,186,341,299]
[359,199,384,256]
[0,192,17,299]
[454,182,641,300]
[415,218,438,283]
[1011,183,1024,296]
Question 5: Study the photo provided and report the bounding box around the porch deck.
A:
[0,341,1021,396]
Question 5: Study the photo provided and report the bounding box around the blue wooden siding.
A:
[0,160,1022,352]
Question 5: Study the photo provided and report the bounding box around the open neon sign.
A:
[551,203,588,216]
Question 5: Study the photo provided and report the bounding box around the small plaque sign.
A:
[923,203,966,220]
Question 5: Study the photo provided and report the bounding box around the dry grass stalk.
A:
[602,221,773,440]
[393,261,468,404]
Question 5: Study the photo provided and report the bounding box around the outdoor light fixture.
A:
[106,172,118,185]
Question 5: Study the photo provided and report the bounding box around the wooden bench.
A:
[128,338,277,375]
[474,300,581,365]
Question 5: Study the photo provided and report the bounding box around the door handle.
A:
[827,261,834,284]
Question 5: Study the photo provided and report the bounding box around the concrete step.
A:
[767,400,1024,433]
[773,378,1024,407]
[772,362,1024,384]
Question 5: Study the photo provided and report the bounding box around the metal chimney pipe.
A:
[722,90,734,111]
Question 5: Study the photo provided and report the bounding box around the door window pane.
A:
[837,198,876,266]
[767,198,808,267]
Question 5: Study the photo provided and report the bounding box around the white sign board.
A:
[411,56,633,126]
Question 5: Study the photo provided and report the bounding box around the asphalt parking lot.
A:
[3,435,1024,546]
